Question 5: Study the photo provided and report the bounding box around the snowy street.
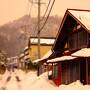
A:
[0,69,89,90]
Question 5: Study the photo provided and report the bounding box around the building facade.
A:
[47,9,90,86]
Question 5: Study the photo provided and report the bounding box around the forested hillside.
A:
[0,15,62,57]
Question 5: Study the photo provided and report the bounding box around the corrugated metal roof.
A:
[71,48,90,57]
[69,10,90,31]
[33,50,52,63]
[47,56,77,63]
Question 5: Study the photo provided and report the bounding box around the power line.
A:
[28,0,51,59]
[32,0,51,32]
[31,0,54,43]
[40,0,51,21]
[28,0,55,59]
[38,0,55,34]
[31,0,51,39]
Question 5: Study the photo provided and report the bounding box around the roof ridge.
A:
[67,8,90,12]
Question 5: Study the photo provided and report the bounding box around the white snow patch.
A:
[0,69,90,90]
[59,80,90,90]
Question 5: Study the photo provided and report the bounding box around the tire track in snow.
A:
[0,71,22,90]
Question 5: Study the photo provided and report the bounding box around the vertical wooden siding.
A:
[61,60,80,84]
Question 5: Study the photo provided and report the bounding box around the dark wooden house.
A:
[47,9,90,86]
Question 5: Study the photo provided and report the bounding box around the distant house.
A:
[31,37,55,76]
[19,46,30,69]
[30,37,55,60]
[47,9,90,86]
[19,53,25,69]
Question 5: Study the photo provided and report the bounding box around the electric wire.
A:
[31,0,52,43]
[40,0,51,21]
[32,0,55,43]
[31,0,51,37]
[38,0,55,34]
[20,0,55,50]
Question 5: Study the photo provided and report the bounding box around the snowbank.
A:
[29,72,58,90]
[0,70,90,90]
[59,80,90,90]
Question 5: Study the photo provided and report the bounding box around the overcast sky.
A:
[0,0,90,25]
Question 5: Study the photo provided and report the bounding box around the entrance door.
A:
[80,59,86,85]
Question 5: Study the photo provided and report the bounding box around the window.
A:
[53,63,58,79]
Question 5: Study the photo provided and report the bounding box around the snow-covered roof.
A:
[47,56,77,63]
[33,50,52,63]
[24,55,30,60]
[71,48,90,57]
[19,53,24,58]
[24,46,29,51]
[31,38,55,45]
[24,50,29,55]
[69,10,90,31]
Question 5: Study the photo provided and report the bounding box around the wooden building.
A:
[47,9,90,86]
[30,37,55,60]
[19,46,30,69]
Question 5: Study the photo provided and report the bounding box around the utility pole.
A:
[37,0,45,59]
[37,0,41,59]
[28,0,45,59]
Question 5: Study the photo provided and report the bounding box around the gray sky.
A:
[0,0,90,25]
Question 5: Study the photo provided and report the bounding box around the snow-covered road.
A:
[0,69,89,90]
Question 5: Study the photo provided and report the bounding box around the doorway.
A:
[80,59,86,85]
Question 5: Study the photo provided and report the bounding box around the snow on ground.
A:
[59,81,90,90]
[26,72,58,90]
[14,69,26,80]
[0,70,11,88]
[0,69,90,90]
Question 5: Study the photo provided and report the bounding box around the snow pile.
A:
[59,80,90,90]
[20,71,57,90]
[29,72,58,90]
[21,71,90,90]
[0,70,90,90]
[20,71,38,90]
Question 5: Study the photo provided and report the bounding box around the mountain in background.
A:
[0,15,62,57]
